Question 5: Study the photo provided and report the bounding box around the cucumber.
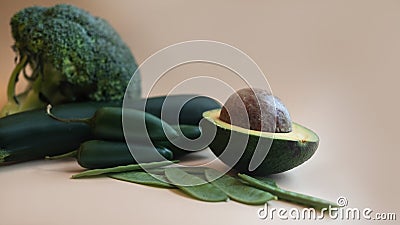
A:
[154,125,208,158]
[75,140,173,169]
[126,95,221,125]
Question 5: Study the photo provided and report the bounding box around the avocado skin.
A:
[201,119,319,175]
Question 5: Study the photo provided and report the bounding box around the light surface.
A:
[0,1,399,225]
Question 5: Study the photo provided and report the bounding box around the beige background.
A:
[0,1,399,225]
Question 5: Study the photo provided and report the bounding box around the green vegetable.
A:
[205,169,277,205]
[110,171,174,188]
[1,4,141,117]
[71,161,177,179]
[155,125,207,157]
[0,151,10,163]
[164,167,228,202]
[202,109,319,175]
[254,177,278,187]
[47,106,179,142]
[238,174,338,209]
[46,151,78,160]
[171,125,202,139]
[0,102,116,165]
[71,140,173,169]
[148,167,208,175]
[126,95,221,125]
[0,95,218,166]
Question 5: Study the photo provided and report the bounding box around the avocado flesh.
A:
[201,109,319,175]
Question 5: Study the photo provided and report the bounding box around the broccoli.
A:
[1,4,141,117]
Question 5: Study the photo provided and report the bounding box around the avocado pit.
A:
[219,88,292,133]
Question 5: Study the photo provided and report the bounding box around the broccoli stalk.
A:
[2,55,45,116]
[0,4,141,117]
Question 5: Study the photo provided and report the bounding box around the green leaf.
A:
[165,167,228,202]
[205,169,277,205]
[109,171,174,188]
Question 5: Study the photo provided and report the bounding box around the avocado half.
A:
[201,109,319,175]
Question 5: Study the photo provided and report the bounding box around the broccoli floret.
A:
[1,4,141,117]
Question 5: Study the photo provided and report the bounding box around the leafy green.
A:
[110,171,174,188]
[165,167,228,202]
[205,169,277,205]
